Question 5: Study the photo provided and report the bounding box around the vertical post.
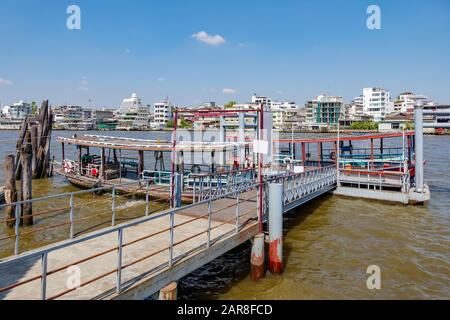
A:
[235,192,240,233]
[21,132,33,226]
[414,101,424,193]
[145,180,150,216]
[138,150,144,178]
[380,138,384,155]
[69,193,74,239]
[258,104,264,233]
[111,186,116,226]
[116,228,123,294]
[302,142,306,166]
[61,142,65,162]
[317,142,321,168]
[370,139,374,169]
[250,233,265,281]
[268,183,283,274]
[169,211,174,267]
[30,124,38,178]
[14,205,20,255]
[40,252,48,300]
[407,135,411,164]
[159,282,177,300]
[173,173,182,208]
[78,146,82,175]
[207,200,212,248]
[4,154,16,228]
[171,110,178,208]
[100,148,105,180]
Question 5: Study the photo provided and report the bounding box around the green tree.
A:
[224,101,237,109]
[165,120,174,128]
[350,121,378,131]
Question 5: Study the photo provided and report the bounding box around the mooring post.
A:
[250,233,265,280]
[159,282,177,300]
[414,101,424,193]
[4,154,17,228]
[268,183,283,274]
[21,132,33,226]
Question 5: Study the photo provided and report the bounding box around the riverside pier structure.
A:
[0,104,431,300]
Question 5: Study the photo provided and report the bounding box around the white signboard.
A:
[253,140,269,155]
[293,166,305,174]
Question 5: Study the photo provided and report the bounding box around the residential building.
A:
[305,94,343,129]
[362,87,394,121]
[393,92,428,114]
[151,99,173,129]
[3,100,32,119]
[270,101,302,129]
[116,93,150,130]
[251,94,271,107]
[379,112,414,132]
[53,105,97,130]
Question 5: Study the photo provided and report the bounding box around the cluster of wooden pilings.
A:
[3,100,53,227]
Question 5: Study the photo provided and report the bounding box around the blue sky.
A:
[0,0,449,108]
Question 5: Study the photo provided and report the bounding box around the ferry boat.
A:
[54,134,254,203]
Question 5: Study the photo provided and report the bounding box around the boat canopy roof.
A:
[58,134,250,152]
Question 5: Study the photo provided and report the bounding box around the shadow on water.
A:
[177,193,332,300]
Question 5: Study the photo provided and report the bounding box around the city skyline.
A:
[1,0,450,107]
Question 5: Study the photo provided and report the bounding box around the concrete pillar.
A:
[159,282,177,300]
[414,101,424,193]
[268,183,283,274]
[250,233,265,280]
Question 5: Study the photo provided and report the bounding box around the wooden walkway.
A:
[0,190,259,300]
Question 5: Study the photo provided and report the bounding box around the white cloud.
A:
[192,31,226,46]
[79,77,89,91]
[0,78,13,86]
[222,88,237,94]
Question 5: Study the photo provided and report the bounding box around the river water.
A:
[0,130,449,299]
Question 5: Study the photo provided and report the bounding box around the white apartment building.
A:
[251,94,271,107]
[2,100,32,119]
[362,87,394,121]
[393,92,428,114]
[117,93,150,130]
[270,101,301,129]
[151,99,172,129]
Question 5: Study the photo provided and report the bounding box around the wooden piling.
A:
[30,124,38,178]
[158,282,177,300]
[4,155,17,228]
[20,131,33,226]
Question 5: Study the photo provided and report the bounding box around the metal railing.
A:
[189,168,257,203]
[337,159,411,193]
[0,182,260,300]
[0,177,173,256]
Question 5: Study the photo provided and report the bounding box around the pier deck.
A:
[0,190,259,300]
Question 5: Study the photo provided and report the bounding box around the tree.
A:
[165,120,174,128]
[350,121,378,131]
[224,101,237,109]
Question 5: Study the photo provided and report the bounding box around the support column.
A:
[302,142,306,165]
[414,102,424,193]
[250,233,265,280]
[268,183,283,274]
[100,148,105,180]
[61,142,65,162]
[138,150,144,178]
[159,282,177,300]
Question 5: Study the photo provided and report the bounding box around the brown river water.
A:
[0,130,449,299]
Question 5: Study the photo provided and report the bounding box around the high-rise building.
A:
[362,87,394,121]
[305,94,343,128]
